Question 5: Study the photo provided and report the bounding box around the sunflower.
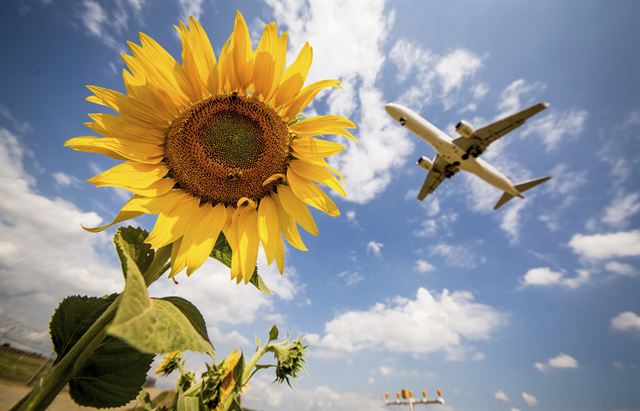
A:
[65,12,356,283]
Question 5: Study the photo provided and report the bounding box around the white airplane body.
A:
[385,102,552,209]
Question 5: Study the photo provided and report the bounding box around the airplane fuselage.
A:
[386,103,522,197]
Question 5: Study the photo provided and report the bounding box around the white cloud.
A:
[544,164,588,208]
[548,353,579,368]
[495,390,510,403]
[471,82,489,100]
[52,171,80,188]
[178,0,204,21]
[500,200,528,243]
[521,392,538,408]
[337,271,364,287]
[522,267,562,286]
[472,351,486,361]
[522,109,588,152]
[569,230,640,259]
[268,1,412,204]
[367,240,384,257]
[151,250,299,326]
[0,128,120,331]
[389,38,432,83]
[345,210,360,228]
[429,242,486,269]
[0,104,33,135]
[414,259,435,273]
[512,408,522,411]
[436,49,483,103]
[415,212,458,239]
[78,0,146,51]
[498,79,546,116]
[534,353,579,372]
[610,311,640,333]
[317,288,506,358]
[605,261,637,277]
[207,327,249,348]
[390,39,483,111]
[244,374,385,411]
[521,267,590,289]
[379,365,393,378]
[603,192,640,227]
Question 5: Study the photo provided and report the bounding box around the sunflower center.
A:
[165,95,290,206]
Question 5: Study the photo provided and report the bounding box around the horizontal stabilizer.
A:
[494,176,552,210]
[514,176,552,193]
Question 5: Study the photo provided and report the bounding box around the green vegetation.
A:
[0,345,51,384]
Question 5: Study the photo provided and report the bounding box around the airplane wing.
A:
[453,102,549,154]
[417,155,457,201]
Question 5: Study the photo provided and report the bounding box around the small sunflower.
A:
[66,12,356,283]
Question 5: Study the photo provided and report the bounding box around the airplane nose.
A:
[385,103,397,116]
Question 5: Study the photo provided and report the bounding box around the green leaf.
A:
[249,271,272,295]
[268,325,279,342]
[49,295,153,408]
[161,296,211,345]
[177,394,200,411]
[114,226,155,279]
[232,353,245,390]
[107,249,214,355]
[210,233,271,295]
[50,294,117,363]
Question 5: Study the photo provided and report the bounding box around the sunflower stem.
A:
[11,244,172,411]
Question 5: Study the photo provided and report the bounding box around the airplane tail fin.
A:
[494,176,552,210]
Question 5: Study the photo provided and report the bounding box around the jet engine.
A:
[455,120,475,138]
[417,156,433,171]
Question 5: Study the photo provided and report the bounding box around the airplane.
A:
[385,102,552,209]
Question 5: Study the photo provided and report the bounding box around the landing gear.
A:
[443,162,460,178]
[462,147,483,160]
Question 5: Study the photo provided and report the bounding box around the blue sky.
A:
[1,1,639,410]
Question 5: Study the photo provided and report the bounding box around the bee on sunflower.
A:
[66,12,356,283]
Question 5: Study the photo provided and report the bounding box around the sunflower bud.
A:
[155,351,183,375]
[271,338,307,386]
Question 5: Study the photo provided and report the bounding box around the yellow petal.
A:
[131,32,192,107]
[272,192,307,251]
[176,18,220,100]
[281,79,341,121]
[231,11,253,91]
[290,160,346,197]
[222,207,242,282]
[86,85,166,124]
[267,31,288,101]
[287,168,340,217]
[289,115,358,142]
[122,190,186,214]
[291,136,345,159]
[185,203,227,275]
[257,195,280,265]
[237,205,259,283]
[253,52,276,99]
[169,237,186,278]
[65,136,164,164]
[146,194,199,248]
[88,161,174,196]
[83,196,143,233]
[272,74,304,111]
[86,113,166,144]
[274,230,285,273]
[276,184,318,235]
[282,42,312,82]
[218,36,235,92]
